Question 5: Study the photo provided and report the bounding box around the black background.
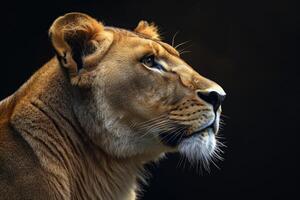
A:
[0,0,299,199]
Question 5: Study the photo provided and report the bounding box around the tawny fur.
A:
[0,12,225,200]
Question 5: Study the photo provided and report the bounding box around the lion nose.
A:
[196,90,226,111]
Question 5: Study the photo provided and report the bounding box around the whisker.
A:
[171,31,180,47]
[163,127,186,144]
[209,156,221,170]
[140,118,170,130]
[137,121,173,139]
[178,50,192,55]
[135,119,170,135]
[221,113,230,119]
[133,114,168,128]
[174,40,191,50]
[158,126,185,142]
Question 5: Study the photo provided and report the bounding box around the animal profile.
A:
[0,12,226,200]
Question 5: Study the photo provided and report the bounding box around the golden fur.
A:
[0,12,225,199]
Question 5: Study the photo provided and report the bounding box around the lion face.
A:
[49,13,226,166]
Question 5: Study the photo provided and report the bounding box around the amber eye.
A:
[142,55,155,67]
[141,55,165,71]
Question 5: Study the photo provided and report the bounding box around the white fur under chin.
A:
[178,128,218,170]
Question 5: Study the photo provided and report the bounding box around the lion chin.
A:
[178,128,218,169]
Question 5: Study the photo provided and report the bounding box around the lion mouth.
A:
[159,120,218,147]
[187,121,217,138]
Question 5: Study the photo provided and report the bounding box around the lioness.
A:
[0,12,226,200]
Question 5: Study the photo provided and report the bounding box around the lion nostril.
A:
[196,90,225,111]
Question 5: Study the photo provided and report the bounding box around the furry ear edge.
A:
[49,12,105,74]
[49,12,113,85]
[134,20,161,40]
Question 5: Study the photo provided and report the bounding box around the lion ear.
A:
[49,12,113,80]
[134,20,160,40]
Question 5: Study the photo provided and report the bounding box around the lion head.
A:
[49,12,226,168]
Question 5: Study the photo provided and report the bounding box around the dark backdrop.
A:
[0,0,299,199]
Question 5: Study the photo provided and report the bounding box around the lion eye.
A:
[141,55,165,71]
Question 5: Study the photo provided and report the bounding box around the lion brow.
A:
[104,27,180,57]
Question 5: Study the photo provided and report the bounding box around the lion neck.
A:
[10,58,147,200]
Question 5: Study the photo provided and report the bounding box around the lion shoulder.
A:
[0,114,53,199]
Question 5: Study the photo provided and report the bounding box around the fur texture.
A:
[0,12,225,200]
